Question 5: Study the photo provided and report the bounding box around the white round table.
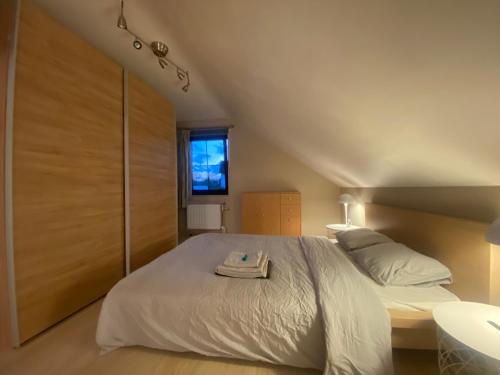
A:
[433,301,500,375]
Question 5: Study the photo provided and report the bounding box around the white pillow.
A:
[351,242,453,287]
[336,228,393,251]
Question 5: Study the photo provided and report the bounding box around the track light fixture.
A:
[116,0,190,93]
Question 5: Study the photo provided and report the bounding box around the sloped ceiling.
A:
[35,0,500,187]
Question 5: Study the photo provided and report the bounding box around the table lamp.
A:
[338,194,355,226]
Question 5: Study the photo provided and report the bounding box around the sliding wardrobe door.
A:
[0,0,14,350]
[12,1,124,342]
[128,73,177,271]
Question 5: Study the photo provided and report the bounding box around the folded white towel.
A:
[216,254,270,279]
[223,251,263,268]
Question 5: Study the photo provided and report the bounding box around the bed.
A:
[96,204,499,374]
[97,233,393,375]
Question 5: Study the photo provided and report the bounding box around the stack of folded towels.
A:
[215,250,270,279]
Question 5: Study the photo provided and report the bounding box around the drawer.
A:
[281,215,301,236]
[281,204,300,218]
[281,193,300,205]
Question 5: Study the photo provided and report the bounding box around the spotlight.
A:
[181,71,190,92]
[176,67,186,80]
[117,14,127,29]
[117,0,127,29]
[133,39,142,50]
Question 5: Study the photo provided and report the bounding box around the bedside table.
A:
[325,224,360,239]
[433,301,500,375]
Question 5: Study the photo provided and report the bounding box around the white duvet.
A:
[96,234,392,375]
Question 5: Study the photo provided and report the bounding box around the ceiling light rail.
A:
[116,0,190,92]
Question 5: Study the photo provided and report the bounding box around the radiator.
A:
[187,204,223,230]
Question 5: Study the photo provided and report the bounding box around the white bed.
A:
[97,233,393,375]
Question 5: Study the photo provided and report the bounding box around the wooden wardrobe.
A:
[241,192,301,236]
[3,0,177,345]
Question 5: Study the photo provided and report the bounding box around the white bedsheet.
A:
[367,277,459,311]
[96,234,392,375]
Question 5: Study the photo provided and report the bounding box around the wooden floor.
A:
[0,299,439,375]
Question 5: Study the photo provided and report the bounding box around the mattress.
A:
[329,240,460,311]
[363,276,459,311]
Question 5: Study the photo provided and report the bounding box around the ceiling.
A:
[35,0,500,187]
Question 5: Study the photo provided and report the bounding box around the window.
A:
[190,129,228,195]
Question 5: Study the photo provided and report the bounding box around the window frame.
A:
[190,132,229,196]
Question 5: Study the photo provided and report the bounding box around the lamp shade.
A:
[338,193,355,205]
[486,219,500,245]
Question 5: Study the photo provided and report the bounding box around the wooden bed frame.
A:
[365,204,500,349]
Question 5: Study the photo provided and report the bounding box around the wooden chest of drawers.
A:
[241,192,301,236]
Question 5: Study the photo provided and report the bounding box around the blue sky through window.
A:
[191,139,227,194]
